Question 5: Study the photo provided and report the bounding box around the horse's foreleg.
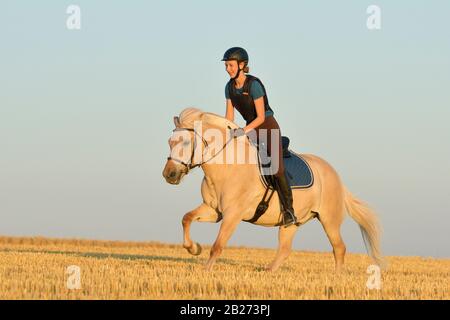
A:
[204,213,241,271]
[182,203,219,256]
[266,224,299,272]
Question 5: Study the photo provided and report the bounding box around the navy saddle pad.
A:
[282,151,314,188]
[259,136,314,189]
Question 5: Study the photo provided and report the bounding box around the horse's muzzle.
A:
[162,166,186,185]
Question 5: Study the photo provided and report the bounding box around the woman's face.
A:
[225,60,245,78]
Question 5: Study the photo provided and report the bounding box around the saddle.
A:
[260,136,314,189]
[244,136,314,224]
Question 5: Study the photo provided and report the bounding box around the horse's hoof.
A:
[265,266,275,272]
[188,242,202,256]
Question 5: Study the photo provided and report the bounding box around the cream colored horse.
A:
[162,108,384,272]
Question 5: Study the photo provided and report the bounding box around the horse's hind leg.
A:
[319,216,346,273]
[182,203,220,256]
[266,225,299,272]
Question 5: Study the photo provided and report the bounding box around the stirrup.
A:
[281,210,298,227]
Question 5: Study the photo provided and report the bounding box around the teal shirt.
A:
[225,80,274,117]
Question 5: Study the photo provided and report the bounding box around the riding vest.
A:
[227,75,274,125]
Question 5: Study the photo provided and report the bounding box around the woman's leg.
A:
[258,117,298,227]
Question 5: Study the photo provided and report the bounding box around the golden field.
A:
[0,236,448,300]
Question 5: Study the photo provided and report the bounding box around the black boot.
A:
[274,173,298,227]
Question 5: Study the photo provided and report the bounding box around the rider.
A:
[222,47,298,227]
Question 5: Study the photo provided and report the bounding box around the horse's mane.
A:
[178,107,239,130]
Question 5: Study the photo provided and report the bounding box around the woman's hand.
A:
[230,127,246,138]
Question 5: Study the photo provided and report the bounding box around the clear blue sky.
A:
[1,1,449,258]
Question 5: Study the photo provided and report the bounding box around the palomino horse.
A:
[162,108,384,272]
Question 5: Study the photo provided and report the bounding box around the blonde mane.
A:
[178,108,203,128]
[178,107,239,130]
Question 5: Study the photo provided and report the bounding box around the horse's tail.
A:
[344,187,386,268]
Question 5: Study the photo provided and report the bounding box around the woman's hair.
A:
[240,61,249,73]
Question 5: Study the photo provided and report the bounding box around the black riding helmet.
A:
[222,47,249,62]
[222,47,248,80]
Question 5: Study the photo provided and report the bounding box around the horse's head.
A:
[162,115,196,185]
[162,108,240,185]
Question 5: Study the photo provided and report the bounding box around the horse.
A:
[162,108,384,272]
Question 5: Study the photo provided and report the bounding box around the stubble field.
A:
[0,236,448,300]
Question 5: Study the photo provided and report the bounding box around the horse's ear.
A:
[173,116,180,127]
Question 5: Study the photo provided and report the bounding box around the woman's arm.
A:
[243,96,265,133]
[225,99,234,122]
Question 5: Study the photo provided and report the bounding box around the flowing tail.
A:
[344,187,386,268]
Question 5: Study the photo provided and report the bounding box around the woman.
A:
[222,47,298,227]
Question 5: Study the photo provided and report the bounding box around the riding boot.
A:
[274,172,298,227]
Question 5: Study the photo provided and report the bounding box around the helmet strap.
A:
[231,60,246,80]
[232,67,241,81]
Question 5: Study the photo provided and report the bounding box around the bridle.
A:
[167,126,235,174]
